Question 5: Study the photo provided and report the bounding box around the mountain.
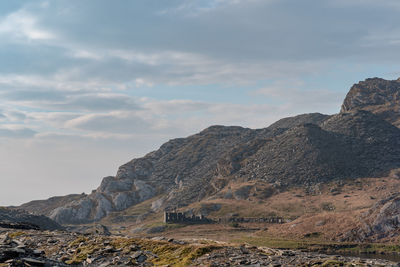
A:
[17,77,400,232]
[341,77,400,127]
[236,110,400,186]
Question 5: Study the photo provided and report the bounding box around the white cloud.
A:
[141,99,210,115]
[0,9,54,41]
[70,49,103,60]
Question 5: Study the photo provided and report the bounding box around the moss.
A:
[65,244,99,265]
[68,235,88,247]
[110,237,135,250]
[65,236,104,264]
[8,231,26,238]
[135,239,219,266]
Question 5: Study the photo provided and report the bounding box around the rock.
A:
[21,257,45,266]
[346,193,400,241]
[233,186,253,200]
[267,113,330,131]
[49,198,94,224]
[0,208,62,231]
[146,225,166,234]
[98,261,112,267]
[104,245,114,253]
[132,251,147,263]
[341,77,400,127]
[151,197,166,212]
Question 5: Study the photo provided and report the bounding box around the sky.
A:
[1,0,400,205]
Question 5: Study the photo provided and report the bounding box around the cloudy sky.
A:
[1,0,400,205]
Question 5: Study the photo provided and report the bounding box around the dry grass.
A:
[117,176,400,243]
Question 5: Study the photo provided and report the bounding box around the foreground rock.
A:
[0,227,398,266]
[191,245,399,267]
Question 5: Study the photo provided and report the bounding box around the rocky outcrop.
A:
[16,194,86,217]
[45,126,259,224]
[343,193,400,242]
[0,207,62,231]
[266,112,330,131]
[341,77,400,127]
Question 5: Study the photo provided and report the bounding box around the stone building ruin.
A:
[163,211,211,224]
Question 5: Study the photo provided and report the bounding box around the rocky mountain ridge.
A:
[341,77,400,127]
[17,77,400,228]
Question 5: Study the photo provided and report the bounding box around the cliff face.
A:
[18,77,400,226]
[341,77,400,127]
[47,126,261,223]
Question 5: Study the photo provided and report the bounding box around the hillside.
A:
[16,77,400,243]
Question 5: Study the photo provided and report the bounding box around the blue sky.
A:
[1,0,400,205]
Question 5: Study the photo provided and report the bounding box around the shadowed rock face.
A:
[17,77,400,225]
[236,110,400,186]
[0,207,62,231]
[341,77,400,127]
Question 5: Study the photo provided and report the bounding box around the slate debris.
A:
[191,245,400,267]
[0,207,63,231]
[1,227,399,267]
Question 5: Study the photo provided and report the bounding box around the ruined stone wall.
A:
[163,212,211,224]
[218,217,286,224]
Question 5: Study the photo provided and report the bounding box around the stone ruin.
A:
[163,211,212,224]
[218,216,285,224]
[163,210,286,225]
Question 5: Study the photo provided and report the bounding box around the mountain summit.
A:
[341,77,400,127]
[18,77,400,226]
